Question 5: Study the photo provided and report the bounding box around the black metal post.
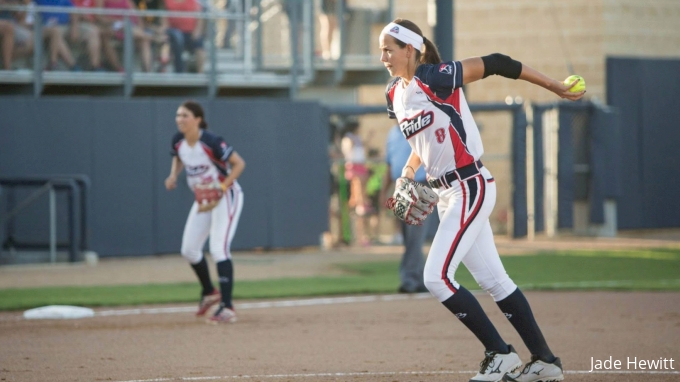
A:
[333,0,346,84]
[208,16,217,98]
[32,12,43,97]
[434,0,454,61]
[532,104,546,233]
[123,15,134,98]
[289,0,299,99]
[512,106,528,238]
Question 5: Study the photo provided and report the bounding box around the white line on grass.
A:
[115,369,680,382]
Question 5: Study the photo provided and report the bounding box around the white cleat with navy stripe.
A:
[470,345,523,382]
[503,356,564,382]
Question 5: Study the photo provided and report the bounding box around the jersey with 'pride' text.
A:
[385,61,484,179]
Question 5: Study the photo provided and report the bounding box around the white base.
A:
[23,305,95,320]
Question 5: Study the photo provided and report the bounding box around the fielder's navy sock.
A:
[496,288,556,363]
[190,256,215,296]
[442,285,508,353]
[217,259,234,309]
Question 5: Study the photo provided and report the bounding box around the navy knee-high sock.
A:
[190,256,214,296]
[216,259,234,309]
[496,288,555,362]
[442,286,508,353]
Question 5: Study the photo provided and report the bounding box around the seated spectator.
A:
[222,0,243,50]
[0,0,33,59]
[0,0,33,69]
[0,9,16,70]
[0,0,79,71]
[134,0,168,71]
[161,0,204,73]
[318,0,345,60]
[66,0,105,70]
[34,0,82,70]
[96,0,158,72]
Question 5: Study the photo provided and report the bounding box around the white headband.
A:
[381,22,424,52]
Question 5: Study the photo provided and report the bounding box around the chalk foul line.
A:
[115,369,680,382]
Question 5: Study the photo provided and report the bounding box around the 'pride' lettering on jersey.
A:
[185,164,211,176]
[400,111,434,139]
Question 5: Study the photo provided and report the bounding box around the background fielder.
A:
[165,100,246,324]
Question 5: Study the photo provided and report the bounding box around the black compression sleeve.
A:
[481,53,522,79]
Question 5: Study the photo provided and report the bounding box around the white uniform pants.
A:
[181,186,244,264]
[424,167,517,302]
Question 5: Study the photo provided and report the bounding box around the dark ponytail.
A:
[392,19,442,65]
[181,100,209,130]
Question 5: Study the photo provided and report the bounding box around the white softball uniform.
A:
[171,130,243,264]
[386,61,517,303]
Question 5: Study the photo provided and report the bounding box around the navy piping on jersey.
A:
[413,77,475,169]
[385,77,400,119]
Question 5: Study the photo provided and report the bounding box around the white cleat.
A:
[208,304,237,324]
[503,356,564,382]
[196,289,221,317]
[469,345,523,382]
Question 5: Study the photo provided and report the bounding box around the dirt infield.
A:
[1,234,679,381]
[1,291,679,382]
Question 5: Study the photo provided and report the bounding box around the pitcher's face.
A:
[379,34,410,78]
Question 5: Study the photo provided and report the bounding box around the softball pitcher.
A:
[380,19,584,382]
[165,101,245,324]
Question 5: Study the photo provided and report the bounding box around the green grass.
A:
[1,248,679,311]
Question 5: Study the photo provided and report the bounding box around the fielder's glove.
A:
[385,177,438,225]
[194,182,225,212]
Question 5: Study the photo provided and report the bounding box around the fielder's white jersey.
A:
[385,61,484,179]
[171,130,239,191]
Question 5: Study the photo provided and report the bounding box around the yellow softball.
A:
[563,75,586,93]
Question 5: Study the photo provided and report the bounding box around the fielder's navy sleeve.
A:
[416,61,464,97]
[170,132,184,156]
[215,137,234,163]
[201,131,234,163]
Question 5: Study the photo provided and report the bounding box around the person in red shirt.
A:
[161,0,204,73]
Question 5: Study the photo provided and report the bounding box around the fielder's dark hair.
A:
[181,100,208,129]
[391,19,442,65]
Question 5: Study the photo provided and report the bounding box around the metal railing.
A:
[0,0,394,97]
[0,175,90,264]
[0,1,317,96]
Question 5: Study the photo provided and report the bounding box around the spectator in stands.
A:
[318,0,344,60]
[134,0,167,72]
[222,0,243,50]
[4,0,35,65]
[1,0,81,70]
[42,0,101,70]
[0,0,19,70]
[341,119,370,246]
[34,0,83,70]
[96,0,156,72]
[282,0,303,58]
[161,0,204,73]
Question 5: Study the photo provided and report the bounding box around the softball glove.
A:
[386,177,438,225]
[194,182,225,212]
